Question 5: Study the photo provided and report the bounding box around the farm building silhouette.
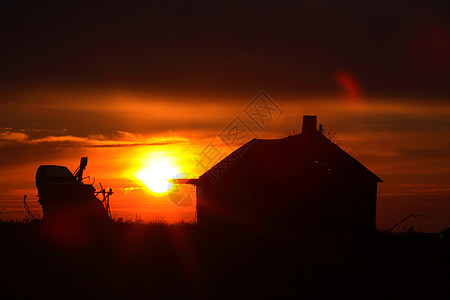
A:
[179,115,382,233]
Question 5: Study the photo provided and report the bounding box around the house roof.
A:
[200,131,382,183]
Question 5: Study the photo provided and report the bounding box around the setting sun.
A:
[136,156,180,194]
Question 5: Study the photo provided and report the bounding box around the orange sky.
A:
[1,88,449,232]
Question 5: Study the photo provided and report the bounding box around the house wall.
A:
[197,175,378,234]
[320,178,377,233]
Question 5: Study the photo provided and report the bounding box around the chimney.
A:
[302,115,317,134]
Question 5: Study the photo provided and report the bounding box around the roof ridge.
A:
[200,133,382,182]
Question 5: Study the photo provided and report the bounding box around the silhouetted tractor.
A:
[35,157,112,223]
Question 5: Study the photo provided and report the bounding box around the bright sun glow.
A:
[136,157,180,194]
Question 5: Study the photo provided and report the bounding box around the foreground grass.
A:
[1,220,449,298]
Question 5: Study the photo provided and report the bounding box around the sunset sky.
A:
[1,1,449,232]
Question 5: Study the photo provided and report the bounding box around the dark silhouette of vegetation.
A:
[1,220,449,298]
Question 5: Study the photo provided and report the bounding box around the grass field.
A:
[1,220,449,298]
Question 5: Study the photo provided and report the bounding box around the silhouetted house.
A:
[191,115,382,233]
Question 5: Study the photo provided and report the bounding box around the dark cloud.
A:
[0,130,188,168]
[0,140,80,169]
[0,93,244,138]
[331,113,450,134]
[1,0,449,99]
[88,141,183,148]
